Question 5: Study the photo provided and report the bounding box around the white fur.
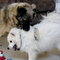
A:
[7,12,60,60]
[7,28,21,49]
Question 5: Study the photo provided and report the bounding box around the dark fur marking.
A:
[16,7,32,31]
[11,33,15,36]
[17,7,27,17]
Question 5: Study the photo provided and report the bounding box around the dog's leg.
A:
[28,52,37,60]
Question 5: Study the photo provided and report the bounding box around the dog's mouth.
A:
[13,44,17,51]
[7,44,20,51]
[13,44,20,51]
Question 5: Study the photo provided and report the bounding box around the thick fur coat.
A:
[0,2,36,37]
[7,11,60,60]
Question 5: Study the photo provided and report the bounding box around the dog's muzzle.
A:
[7,44,20,51]
[13,44,17,51]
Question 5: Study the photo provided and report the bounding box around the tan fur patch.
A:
[0,2,36,37]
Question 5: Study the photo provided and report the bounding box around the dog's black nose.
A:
[7,47,10,50]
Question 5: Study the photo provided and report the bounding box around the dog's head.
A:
[16,3,36,31]
[7,28,21,51]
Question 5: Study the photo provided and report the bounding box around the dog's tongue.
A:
[13,44,17,51]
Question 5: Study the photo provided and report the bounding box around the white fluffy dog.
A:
[7,11,60,60]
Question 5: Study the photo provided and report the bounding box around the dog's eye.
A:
[10,41,12,43]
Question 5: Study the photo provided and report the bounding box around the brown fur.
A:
[0,2,36,37]
[22,0,55,25]
[21,0,55,11]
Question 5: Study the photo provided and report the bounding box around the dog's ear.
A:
[31,4,37,18]
[31,4,37,14]
[31,4,36,10]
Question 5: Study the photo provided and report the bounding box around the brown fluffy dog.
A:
[0,2,36,37]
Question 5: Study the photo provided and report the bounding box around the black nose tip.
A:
[7,47,10,50]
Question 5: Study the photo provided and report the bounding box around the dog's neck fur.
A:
[19,27,36,51]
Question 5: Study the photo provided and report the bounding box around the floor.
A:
[0,34,60,60]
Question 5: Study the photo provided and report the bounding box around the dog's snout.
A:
[7,47,9,50]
